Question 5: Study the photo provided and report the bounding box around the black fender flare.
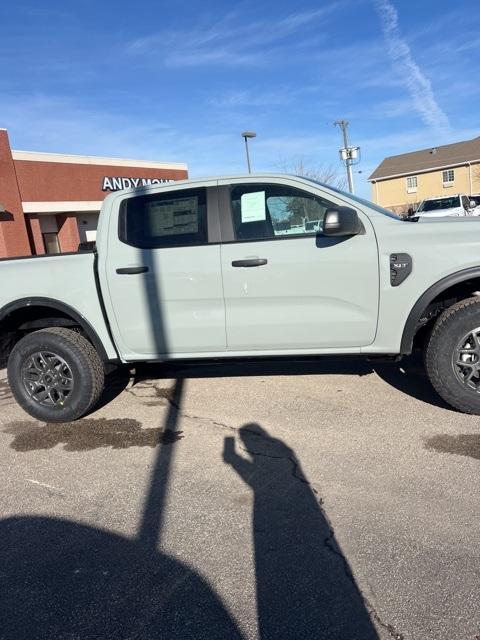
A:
[0,297,113,362]
[400,267,480,354]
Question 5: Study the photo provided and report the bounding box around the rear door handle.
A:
[116,266,149,274]
[231,259,268,268]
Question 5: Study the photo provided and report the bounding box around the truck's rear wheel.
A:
[425,297,480,414]
[8,328,104,423]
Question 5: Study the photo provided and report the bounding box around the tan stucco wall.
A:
[371,162,480,213]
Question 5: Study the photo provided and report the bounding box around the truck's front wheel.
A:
[8,328,104,423]
[426,297,480,414]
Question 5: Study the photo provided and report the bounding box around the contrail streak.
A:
[374,0,450,131]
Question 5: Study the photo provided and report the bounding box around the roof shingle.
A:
[368,137,480,181]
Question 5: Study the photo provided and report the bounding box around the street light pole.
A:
[241,131,256,173]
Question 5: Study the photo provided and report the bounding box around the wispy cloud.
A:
[127,5,342,68]
[373,0,450,131]
[208,89,293,108]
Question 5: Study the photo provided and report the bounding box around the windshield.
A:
[301,177,401,219]
[418,196,460,212]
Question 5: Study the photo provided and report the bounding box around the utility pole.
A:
[334,120,359,194]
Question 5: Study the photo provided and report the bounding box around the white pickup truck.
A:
[4,174,480,422]
[415,194,478,218]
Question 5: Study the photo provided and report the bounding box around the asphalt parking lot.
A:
[0,356,479,640]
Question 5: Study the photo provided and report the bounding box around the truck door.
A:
[218,180,379,352]
[103,184,226,360]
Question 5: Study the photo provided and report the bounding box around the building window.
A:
[406,176,418,193]
[42,232,60,254]
[442,169,455,187]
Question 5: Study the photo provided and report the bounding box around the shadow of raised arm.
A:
[223,435,256,486]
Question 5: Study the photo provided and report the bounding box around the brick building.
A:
[0,129,188,258]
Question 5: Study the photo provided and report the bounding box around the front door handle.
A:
[116,266,149,274]
[231,259,268,268]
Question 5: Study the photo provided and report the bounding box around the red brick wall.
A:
[26,214,45,255]
[57,214,80,253]
[15,160,188,202]
[0,130,32,257]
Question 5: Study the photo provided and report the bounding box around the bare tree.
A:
[272,158,348,227]
[279,157,347,190]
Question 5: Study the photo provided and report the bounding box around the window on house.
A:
[406,176,417,193]
[442,169,455,186]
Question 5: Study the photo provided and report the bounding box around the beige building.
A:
[369,136,480,214]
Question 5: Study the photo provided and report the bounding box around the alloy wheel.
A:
[22,351,74,407]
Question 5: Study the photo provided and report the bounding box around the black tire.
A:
[425,297,480,414]
[7,327,104,423]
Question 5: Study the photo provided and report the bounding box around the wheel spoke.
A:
[39,352,52,369]
[54,388,67,403]
[33,388,50,403]
[24,367,42,381]
[456,359,473,369]
[31,356,45,372]
[465,368,475,381]
[51,358,63,371]
[458,348,476,357]
[49,389,61,404]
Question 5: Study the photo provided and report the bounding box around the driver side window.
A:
[230,184,334,241]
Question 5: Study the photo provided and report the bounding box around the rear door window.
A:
[119,188,208,248]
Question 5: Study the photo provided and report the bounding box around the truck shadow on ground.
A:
[372,355,452,411]
[88,366,133,413]
[135,351,451,412]
[0,378,382,639]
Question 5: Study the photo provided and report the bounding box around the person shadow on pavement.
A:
[223,424,379,640]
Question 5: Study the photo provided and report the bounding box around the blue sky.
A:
[1,0,479,197]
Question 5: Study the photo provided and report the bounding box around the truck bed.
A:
[0,252,117,361]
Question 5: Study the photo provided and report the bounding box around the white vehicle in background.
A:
[415,194,477,218]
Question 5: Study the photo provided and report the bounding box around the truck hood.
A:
[414,215,474,225]
[416,207,464,218]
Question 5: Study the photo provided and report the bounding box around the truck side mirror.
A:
[322,207,362,236]
[469,200,476,209]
